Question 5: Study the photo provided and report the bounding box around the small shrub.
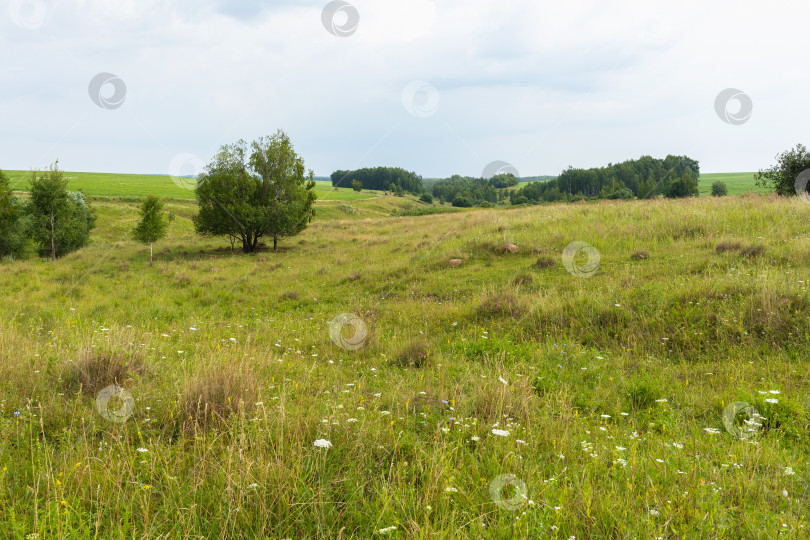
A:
[392,339,430,368]
[715,241,742,253]
[711,182,728,197]
[535,256,556,269]
[476,291,525,318]
[337,204,357,215]
[419,193,433,204]
[513,273,533,286]
[280,291,298,301]
[62,349,144,395]
[630,250,649,261]
[181,366,257,431]
[740,245,765,258]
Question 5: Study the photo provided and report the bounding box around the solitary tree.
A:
[27,162,95,261]
[194,130,317,253]
[755,144,810,196]
[351,179,362,192]
[0,171,27,259]
[132,195,169,264]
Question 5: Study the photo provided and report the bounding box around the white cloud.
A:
[0,0,808,178]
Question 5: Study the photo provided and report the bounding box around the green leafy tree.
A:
[711,182,728,197]
[27,162,95,261]
[132,195,169,264]
[452,195,472,207]
[194,130,317,253]
[351,179,362,192]
[419,193,433,204]
[0,171,27,259]
[755,144,810,196]
[664,173,699,198]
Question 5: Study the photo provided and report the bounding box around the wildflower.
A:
[615,446,626,451]
[313,439,332,449]
[516,439,526,444]
[491,429,510,437]
[769,390,781,394]
[655,398,668,403]
[498,377,508,385]
[784,467,795,476]
[765,398,778,404]
[704,427,721,434]
[347,418,358,423]
[672,442,683,449]
[378,525,397,534]
[471,436,480,442]
[649,509,659,516]
[445,487,458,493]
[136,448,148,453]
[601,414,611,418]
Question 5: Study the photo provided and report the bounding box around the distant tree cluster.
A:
[330,167,423,194]
[431,173,518,206]
[510,155,700,204]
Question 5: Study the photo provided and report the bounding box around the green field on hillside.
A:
[699,172,768,196]
[4,170,378,201]
[0,192,808,538]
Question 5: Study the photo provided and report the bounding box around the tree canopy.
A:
[755,144,810,197]
[27,163,96,261]
[0,171,27,259]
[194,130,317,253]
[330,167,423,193]
[132,195,169,263]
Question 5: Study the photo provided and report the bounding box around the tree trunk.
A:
[150,242,153,265]
[273,235,277,251]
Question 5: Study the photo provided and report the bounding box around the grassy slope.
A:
[700,172,768,196]
[4,170,378,201]
[0,194,809,538]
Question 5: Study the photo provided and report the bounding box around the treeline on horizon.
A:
[329,155,700,206]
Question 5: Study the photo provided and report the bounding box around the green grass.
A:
[0,193,809,538]
[700,172,767,196]
[5,170,378,201]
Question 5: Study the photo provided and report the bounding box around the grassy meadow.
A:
[4,170,377,201]
[1,190,809,538]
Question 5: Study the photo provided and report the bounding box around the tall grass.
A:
[0,194,808,538]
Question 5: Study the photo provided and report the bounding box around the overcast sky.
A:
[2,0,808,180]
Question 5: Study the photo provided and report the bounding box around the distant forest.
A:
[329,155,700,206]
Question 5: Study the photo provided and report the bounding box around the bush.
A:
[351,179,362,192]
[711,182,728,197]
[452,195,473,208]
[664,174,699,198]
[512,195,529,205]
[419,193,433,204]
[478,201,493,208]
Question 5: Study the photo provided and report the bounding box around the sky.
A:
[1,0,809,180]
